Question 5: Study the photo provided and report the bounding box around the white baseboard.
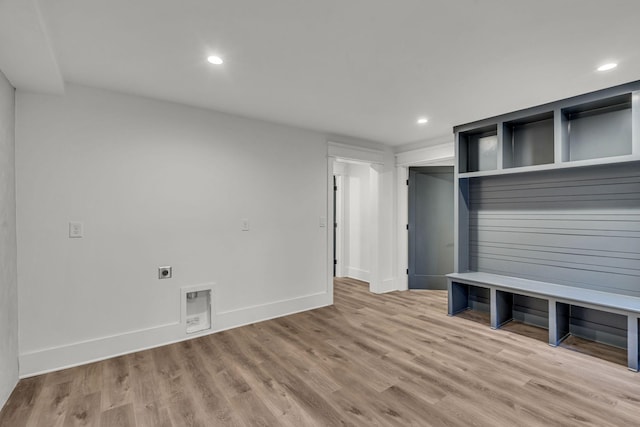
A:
[397,275,408,291]
[346,267,370,282]
[19,291,332,378]
[0,376,18,412]
[379,278,398,293]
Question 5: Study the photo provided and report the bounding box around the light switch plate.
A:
[319,216,327,227]
[241,218,250,231]
[69,222,83,238]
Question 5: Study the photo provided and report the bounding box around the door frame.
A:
[328,142,384,294]
[333,174,345,278]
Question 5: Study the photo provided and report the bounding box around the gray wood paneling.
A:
[468,163,640,297]
[468,163,640,347]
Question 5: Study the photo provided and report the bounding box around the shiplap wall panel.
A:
[469,163,640,298]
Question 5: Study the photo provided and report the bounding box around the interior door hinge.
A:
[406,179,409,186]
[406,224,409,230]
[406,269,409,275]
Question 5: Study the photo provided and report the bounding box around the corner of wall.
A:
[0,69,19,409]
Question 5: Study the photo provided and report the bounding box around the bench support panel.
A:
[629,315,639,372]
[549,300,571,346]
[492,289,513,329]
[448,280,469,316]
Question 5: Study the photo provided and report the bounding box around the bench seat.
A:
[446,272,640,371]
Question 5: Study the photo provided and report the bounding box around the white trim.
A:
[326,156,335,298]
[19,291,331,377]
[346,267,370,283]
[367,164,382,293]
[397,166,409,291]
[334,175,345,278]
[328,141,384,165]
[395,138,454,167]
[380,278,398,294]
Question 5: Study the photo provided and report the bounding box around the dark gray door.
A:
[408,167,454,290]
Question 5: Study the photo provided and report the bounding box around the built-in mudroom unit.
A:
[448,81,640,371]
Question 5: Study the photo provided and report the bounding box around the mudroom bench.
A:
[447,272,640,371]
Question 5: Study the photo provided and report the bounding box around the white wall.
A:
[0,70,18,408]
[344,163,370,281]
[15,84,331,376]
[376,149,398,293]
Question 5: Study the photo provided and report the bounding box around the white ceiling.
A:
[3,0,640,146]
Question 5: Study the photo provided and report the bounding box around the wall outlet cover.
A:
[158,266,172,279]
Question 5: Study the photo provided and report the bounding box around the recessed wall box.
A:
[181,284,213,334]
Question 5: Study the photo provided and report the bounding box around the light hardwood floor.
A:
[2,277,640,426]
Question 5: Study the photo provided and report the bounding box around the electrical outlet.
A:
[158,266,172,279]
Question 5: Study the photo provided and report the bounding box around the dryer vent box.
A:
[182,287,212,334]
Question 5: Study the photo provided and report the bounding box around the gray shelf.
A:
[503,112,554,169]
[458,125,498,173]
[454,82,640,178]
[458,154,640,179]
[562,93,632,162]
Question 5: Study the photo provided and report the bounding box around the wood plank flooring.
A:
[2,277,640,426]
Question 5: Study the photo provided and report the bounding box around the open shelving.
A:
[455,83,640,178]
[561,93,632,162]
[502,111,554,169]
[458,124,498,173]
[451,81,640,371]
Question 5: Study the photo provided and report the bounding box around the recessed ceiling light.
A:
[207,55,224,65]
[597,62,617,72]
[417,117,428,125]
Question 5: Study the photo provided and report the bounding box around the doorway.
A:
[328,141,385,294]
[333,161,371,283]
[408,166,454,289]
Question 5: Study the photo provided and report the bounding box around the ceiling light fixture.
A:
[207,55,224,65]
[417,117,428,125]
[597,62,617,72]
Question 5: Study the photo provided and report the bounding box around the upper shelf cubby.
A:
[455,81,640,178]
[561,93,632,162]
[503,111,554,169]
[458,124,498,173]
